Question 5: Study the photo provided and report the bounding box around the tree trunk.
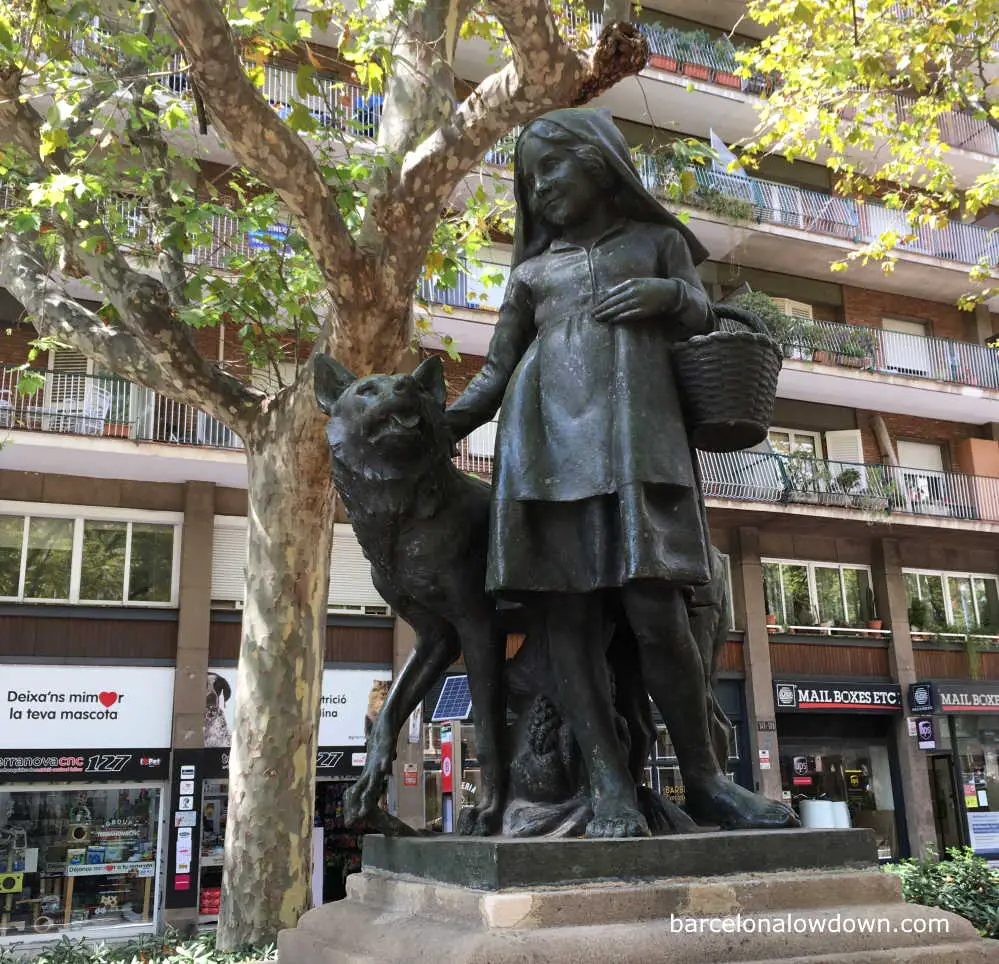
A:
[216,392,335,949]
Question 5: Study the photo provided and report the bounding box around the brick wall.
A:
[424,348,486,405]
[856,410,985,467]
[842,286,977,342]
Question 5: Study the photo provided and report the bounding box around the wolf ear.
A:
[315,354,357,415]
[412,355,447,409]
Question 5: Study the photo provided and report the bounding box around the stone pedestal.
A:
[278,831,999,963]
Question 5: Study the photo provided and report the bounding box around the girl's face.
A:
[520,134,604,231]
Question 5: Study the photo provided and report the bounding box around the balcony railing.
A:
[698,450,999,523]
[778,317,999,390]
[0,367,242,450]
[683,165,999,268]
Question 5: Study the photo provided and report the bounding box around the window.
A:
[904,569,999,634]
[0,506,180,606]
[763,559,874,630]
[768,428,821,457]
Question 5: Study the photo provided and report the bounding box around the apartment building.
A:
[2,0,999,947]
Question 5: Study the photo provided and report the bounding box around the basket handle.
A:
[713,303,769,337]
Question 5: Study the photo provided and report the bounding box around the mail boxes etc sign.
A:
[774,681,903,713]
[1,665,174,781]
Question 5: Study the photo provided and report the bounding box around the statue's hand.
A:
[593,278,684,325]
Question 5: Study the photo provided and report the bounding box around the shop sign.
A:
[773,681,902,713]
[65,861,155,878]
[2,664,174,751]
[204,666,391,749]
[0,749,170,781]
[928,680,999,713]
[968,812,999,856]
[908,682,935,715]
[916,717,936,750]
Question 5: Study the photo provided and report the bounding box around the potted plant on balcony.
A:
[712,35,742,88]
[766,612,780,633]
[834,330,876,369]
[826,466,860,507]
[863,589,883,631]
[644,24,682,73]
[675,30,713,81]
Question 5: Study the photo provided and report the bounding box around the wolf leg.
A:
[345,599,460,825]
[454,606,508,835]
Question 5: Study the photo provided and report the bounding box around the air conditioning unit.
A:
[771,297,814,319]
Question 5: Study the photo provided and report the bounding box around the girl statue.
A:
[446,108,796,837]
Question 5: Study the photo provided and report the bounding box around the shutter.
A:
[897,440,944,472]
[824,429,866,490]
[211,517,248,603]
[329,523,390,614]
[771,298,814,320]
[47,348,90,414]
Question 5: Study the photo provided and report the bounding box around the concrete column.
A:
[973,304,996,344]
[171,481,215,749]
[874,537,937,859]
[391,619,425,829]
[732,527,782,801]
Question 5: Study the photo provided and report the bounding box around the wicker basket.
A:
[673,305,782,453]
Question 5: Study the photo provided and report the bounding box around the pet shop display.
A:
[0,788,162,939]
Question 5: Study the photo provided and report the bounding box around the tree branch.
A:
[154,0,374,302]
[0,88,261,428]
[0,233,256,426]
[365,4,646,287]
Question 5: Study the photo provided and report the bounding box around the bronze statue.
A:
[444,108,795,835]
[316,107,796,838]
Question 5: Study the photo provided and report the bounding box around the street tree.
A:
[741,0,999,304]
[0,0,646,946]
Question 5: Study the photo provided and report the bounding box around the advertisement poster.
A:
[1,665,173,778]
[205,667,391,748]
[968,812,999,856]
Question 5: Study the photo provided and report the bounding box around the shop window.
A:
[0,509,179,606]
[0,786,162,939]
[904,568,999,635]
[763,559,874,632]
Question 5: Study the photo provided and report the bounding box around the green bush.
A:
[884,847,999,939]
[0,931,276,964]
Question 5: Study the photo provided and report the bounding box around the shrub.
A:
[0,932,276,964]
[885,847,999,939]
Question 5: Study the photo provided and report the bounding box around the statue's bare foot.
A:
[685,774,799,830]
[585,802,651,838]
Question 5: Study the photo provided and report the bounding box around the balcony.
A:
[0,366,241,450]
[698,450,999,526]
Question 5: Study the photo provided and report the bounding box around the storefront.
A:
[773,679,906,860]
[908,680,999,864]
[0,665,172,943]
[162,666,391,921]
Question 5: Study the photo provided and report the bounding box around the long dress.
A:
[446,217,716,596]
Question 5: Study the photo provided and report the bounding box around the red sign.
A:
[440,726,454,794]
[174,874,191,891]
[792,776,812,786]
[403,764,418,787]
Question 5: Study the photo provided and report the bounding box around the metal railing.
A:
[698,450,999,523]
[777,318,999,390]
[686,165,999,267]
[164,55,382,137]
[0,366,242,450]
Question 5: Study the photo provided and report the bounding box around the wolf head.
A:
[314,353,452,484]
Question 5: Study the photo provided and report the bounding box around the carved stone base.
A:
[278,831,999,963]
